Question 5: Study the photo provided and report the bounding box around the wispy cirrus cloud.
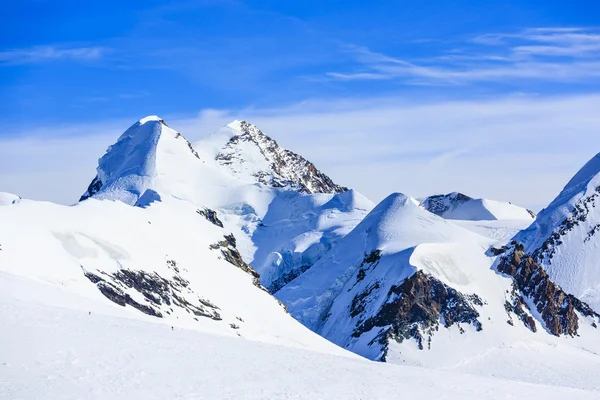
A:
[327,27,600,84]
[0,45,107,65]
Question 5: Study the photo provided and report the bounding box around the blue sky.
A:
[2,1,600,208]
[3,0,600,125]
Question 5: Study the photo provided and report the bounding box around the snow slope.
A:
[514,152,600,311]
[2,272,598,400]
[423,192,535,221]
[0,195,347,353]
[0,192,20,206]
[277,193,600,378]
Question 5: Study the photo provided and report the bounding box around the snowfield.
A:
[2,273,598,400]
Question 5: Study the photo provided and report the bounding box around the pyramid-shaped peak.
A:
[208,120,347,195]
[79,117,201,204]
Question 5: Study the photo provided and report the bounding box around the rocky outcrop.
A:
[197,207,224,228]
[216,121,347,194]
[497,242,600,336]
[531,185,600,264]
[352,270,483,361]
[423,192,472,216]
[83,261,222,321]
[504,281,537,332]
[79,175,103,201]
[210,233,264,290]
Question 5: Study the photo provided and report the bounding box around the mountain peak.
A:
[209,120,347,194]
[79,117,201,204]
[138,115,165,125]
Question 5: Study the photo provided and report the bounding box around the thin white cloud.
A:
[2,94,600,211]
[329,27,600,84]
[0,46,107,65]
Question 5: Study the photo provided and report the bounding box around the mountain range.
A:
[2,116,600,398]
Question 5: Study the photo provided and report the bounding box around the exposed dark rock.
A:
[352,271,483,361]
[83,264,222,321]
[197,207,224,228]
[489,246,508,256]
[210,233,264,290]
[497,244,600,336]
[85,271,163,317]
[423,192,473,216]
[350,250,382,290]
[532,185,600,263]
[349,281,381,318]
[79,175,103,201]
[216,121,347,194]
[504,281,537,332]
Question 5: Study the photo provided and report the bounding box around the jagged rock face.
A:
[79,175,103,202]
[352,270,483,361]
[210,233,265,290]
[512,153,600,310]
[216,121,347,194]
[504,281,537,333]
[497,243,600,336]
[83,263,221,321]
[197,207,224,228]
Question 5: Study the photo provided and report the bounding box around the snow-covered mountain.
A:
[277,192,600,367]
[194,120,347,194]
[4,116,600,397]
[78,117,369,293]
[422,192,535,221]
[512,152,600,311]
[1,116,360,354]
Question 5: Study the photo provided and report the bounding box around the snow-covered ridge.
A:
[423,192,535,221]
[213,120,347,194]
[513,152,600,310]
[0,192,21,206]
[277,191,600,365]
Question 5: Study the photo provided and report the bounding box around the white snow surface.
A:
[515,152,600,310]
[423,192,535,221]
[0,192,21,206]
[3,274,597,400]
[0,196,345,353]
